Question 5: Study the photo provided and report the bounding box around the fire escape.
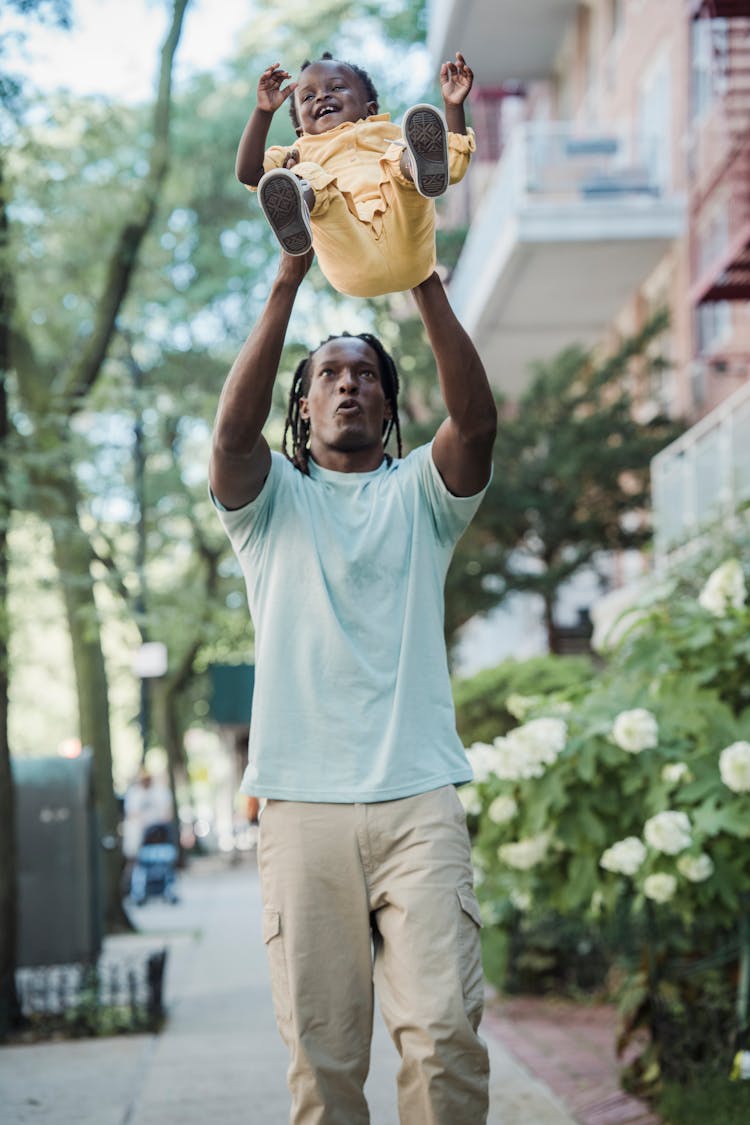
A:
[690,1,750,306]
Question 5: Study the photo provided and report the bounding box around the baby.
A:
[235,51,475,298]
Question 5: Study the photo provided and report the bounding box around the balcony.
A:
[690,137,750,302]
[688,11,750,302]
[652,377,750,565]
[428,0,577,84]
[447,123,686,395]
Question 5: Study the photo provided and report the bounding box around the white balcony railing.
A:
[449,120,679,346]
[652,378,750,566]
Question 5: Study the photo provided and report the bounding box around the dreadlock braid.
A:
[281,333,402,475]
[289,52,380,133]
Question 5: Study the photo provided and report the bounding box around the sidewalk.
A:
[1,854,579,1124]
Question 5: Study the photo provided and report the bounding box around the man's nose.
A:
[337,369,358,391]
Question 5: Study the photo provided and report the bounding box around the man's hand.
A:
[256,62,297,114]
[276,246,315,286]
[440,52,473,107]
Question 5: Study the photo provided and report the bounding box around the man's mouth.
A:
[336,399,361,415]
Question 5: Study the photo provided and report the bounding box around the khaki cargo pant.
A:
[257,784,489,1125]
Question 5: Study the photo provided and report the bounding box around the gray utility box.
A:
[13,753,103,967]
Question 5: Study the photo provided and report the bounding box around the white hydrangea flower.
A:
[469,719,567,782]
[719,741,750,793]
[698,559,746,617]
[494,717,568,780]
[488,795,518,824]
[517,717,568,759]
[505,693,541,720]
[600,836,647,875]
[498,833,550,870]
[643,872,677,903]
[677,853,714,883]
[644,811,692,855]
[661,762,691,786]
[466,742,501,784]
[490,735,540,780]
[509,888,532,912]
[457,784,482,815]
[611,708,659,753]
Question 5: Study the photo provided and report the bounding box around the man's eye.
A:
[302,93,313,101]
[360,370,376,381]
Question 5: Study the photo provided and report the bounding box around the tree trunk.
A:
[154,659,197,866]
[0,163,21,1036]
[543,593,560,654]
[48,470,130,932]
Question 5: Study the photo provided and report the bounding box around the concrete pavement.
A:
[0,853,577,1124]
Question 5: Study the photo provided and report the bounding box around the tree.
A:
[5,0,434,915]
[446,316,683,653]
[6,0,190,931]
[0,0,73,1040]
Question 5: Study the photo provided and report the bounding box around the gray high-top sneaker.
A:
[258,168,313,256]
[402,104,449,198]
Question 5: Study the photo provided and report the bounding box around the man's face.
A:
[300,338,391,461]
[294,61,376,136]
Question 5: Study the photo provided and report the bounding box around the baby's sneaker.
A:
[258,168,313,256]
[402,104,449,198]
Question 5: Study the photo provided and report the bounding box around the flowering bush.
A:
[463,557,750,1084]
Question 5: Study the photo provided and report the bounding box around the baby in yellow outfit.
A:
[236,52,475,298]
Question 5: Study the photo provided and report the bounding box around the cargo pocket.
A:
[262,907,293,1038]
[457,887,484,1029]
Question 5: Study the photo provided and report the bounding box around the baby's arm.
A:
[236,62,297,187]
[440,51,473,135]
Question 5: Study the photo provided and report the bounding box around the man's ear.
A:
[366,101,377,117]
[299,396,310,420]
[384,399,393,420]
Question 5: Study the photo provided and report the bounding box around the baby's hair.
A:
[289,51,379,132]
[282,332,402,474]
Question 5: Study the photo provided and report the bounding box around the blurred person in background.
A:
[122,767,174,863]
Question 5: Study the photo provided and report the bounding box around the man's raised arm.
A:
[410,271,497,497]
[209,250,313,510]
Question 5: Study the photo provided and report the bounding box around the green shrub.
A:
[463,557,750,1091]
[658,1068,750,1125]
[453,654,593,745]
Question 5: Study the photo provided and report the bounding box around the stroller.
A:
[129,821,179,905]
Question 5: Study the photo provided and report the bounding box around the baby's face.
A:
[294,61,376,136]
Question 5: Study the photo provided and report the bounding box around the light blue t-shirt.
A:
[212,442,488,802]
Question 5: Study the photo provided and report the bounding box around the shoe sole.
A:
[258,169,312,256]
[402,104,449,198]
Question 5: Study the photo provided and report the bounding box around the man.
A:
[209,248,497,1124]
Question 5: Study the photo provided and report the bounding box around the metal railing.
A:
[451,120,665,301]
[652,377,750,565]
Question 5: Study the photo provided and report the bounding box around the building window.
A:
[696,301,731,355]
[691,16,729,121]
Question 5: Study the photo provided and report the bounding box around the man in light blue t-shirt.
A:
[209,247,497,1125]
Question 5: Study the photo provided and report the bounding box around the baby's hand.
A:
[440,52,473,106]
[283,149,300,169]
[257,62,297,113]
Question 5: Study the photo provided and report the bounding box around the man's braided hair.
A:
[289,52,379,133]
[282,333,402,474]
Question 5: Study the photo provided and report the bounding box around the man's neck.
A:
[308,445,386,474]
